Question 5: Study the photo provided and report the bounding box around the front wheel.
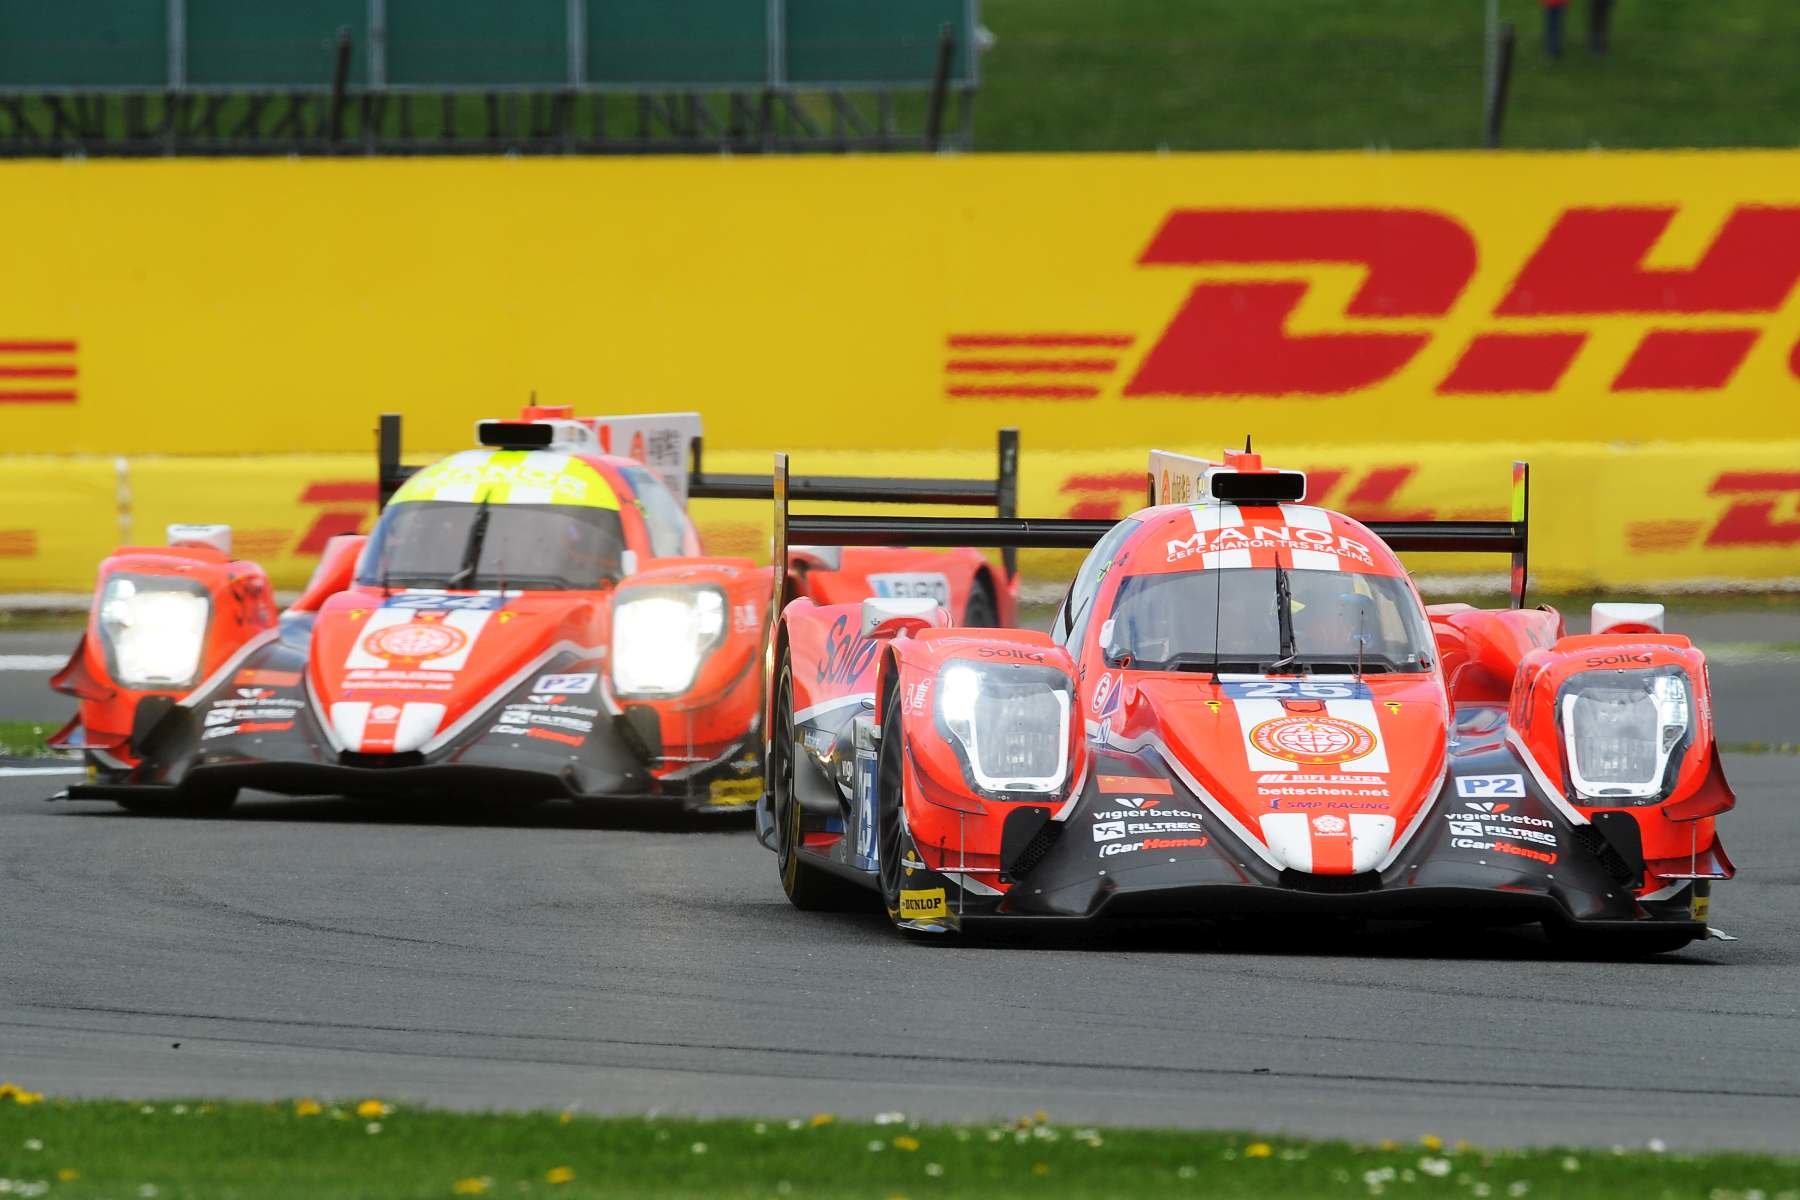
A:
[876,673,955,936]
[771,656,864,912]
[961,576,999,629]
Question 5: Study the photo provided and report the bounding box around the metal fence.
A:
[0,0,980,154]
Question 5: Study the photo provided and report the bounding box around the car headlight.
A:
[936,662,1071,797]
[97,574,211,690]
[611,587,726,696]
[1559,667,1691,803]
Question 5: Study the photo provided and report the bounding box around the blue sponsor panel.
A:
[1219,679,1373,701]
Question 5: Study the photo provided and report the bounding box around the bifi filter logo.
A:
[945,206,1800,399]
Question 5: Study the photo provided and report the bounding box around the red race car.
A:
[50,407,1019,816]
[761,447,1734,955]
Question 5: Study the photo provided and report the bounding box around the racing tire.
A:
[875,671,943,935]
[962,576,999,629]
[771,656,864,912]
[1540,920,1699,959]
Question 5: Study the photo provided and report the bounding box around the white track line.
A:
[0,655,67,671]
[0,766,83,776]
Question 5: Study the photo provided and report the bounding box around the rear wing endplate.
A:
[377,414,1023,576]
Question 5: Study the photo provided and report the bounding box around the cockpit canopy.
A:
[356,499,626,592]
[1102,566,1434,675]
[355,448,629,592]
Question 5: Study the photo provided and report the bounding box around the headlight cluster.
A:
[1559,667,1691,803]
[936,662,1071,797]
[610,587,726,696]
[98,574,211,689]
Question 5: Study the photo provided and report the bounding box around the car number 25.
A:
[1229,680,1363,699]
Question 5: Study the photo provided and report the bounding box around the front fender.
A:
[879,628,1086,874]
[51,544,278,758]
[1512,631,1730,886]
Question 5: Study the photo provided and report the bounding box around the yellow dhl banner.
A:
[3,153,1800,457]
[3,444,1795,593]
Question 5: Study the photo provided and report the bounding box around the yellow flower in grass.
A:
[57,1169,80,1183]
[13,1090,44,1106]
[451,1178,490,1195]
[1420,1134,1445,1152]
[0,1083,18,1099]
[294,1099,323,1117]
[1245,1142,1274,1158]
[559,1111,575,1125]
[1378,1139,1398,1151]
[808,1113,836,1128]
[355,1099,393,1119]
[893,1135,920,1152]
[1031,1163,1051,1177]
[545,1166,575,1185]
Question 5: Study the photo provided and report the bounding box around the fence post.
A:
[1483,21,1516,148]
[924,23,955,151]
[329,28,353,144]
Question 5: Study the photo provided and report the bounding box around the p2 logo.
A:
[1455,774,1525,798]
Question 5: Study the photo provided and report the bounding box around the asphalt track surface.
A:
[1,611,1797,1153]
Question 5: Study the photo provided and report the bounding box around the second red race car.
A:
[49,407,1019,815]
[760,446,1735,955]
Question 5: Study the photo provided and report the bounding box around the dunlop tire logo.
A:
[897,887,948,920]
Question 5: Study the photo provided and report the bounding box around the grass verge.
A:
[0,1095,1796,1200]
[0,720,60,759]
[978,0,1800,150]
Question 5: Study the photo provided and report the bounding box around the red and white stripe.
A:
[1178,502,1358,572]
[329,700,448,753]
[1258,811,1397,873]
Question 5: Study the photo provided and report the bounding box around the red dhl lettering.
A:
[1627,472,1800,552]
[296,480,378,555]
[949,205,1800,401]
[1707,472,1800,547]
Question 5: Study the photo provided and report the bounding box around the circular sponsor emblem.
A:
[1250,715,1376,766]
[364,621,466,662]
[1311,814,1348,835]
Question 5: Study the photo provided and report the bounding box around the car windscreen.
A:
[355,499,625,591]
[1102,567,1434,674]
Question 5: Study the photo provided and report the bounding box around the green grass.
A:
[0,720,59,759]
[0,1097,1796,1200]
[0,611,84,634]
[1722,741,1800,756]
[977,0,1800,150]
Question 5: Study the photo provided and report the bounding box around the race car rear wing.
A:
[771,453,1532,609]
[377,414,1023,578]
